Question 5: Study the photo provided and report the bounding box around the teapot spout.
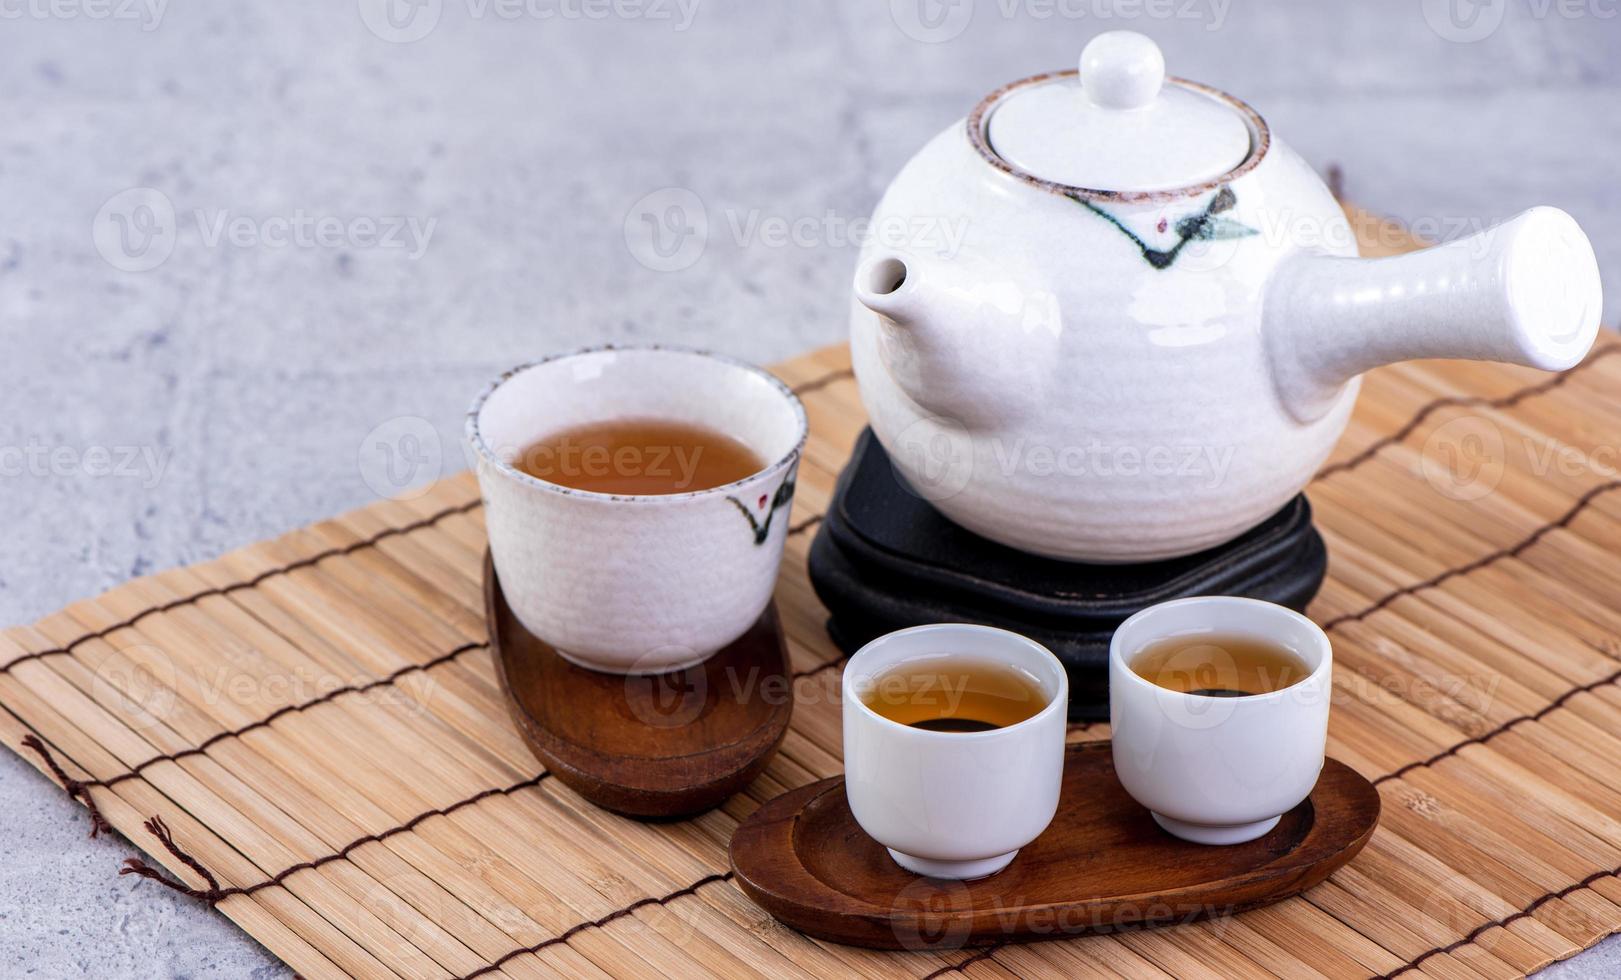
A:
[855,254,924,328]
[1265,207,1603,422]
[854,252,969,418]
[854,251,1063,424]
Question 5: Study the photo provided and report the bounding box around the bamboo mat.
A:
[7,210,1621,979]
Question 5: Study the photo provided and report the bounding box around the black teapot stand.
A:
[807,429,1327,721]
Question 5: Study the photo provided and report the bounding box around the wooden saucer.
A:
[485,553,792,818]
[730,741,1379,950]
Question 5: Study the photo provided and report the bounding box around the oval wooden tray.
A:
[485,553,792,818]
[730,741,1379,950]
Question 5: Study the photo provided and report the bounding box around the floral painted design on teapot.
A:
[1073,184,1256,270]
[850,31,1603,563]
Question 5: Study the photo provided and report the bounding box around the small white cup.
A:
[842,624,1068,880]
[467,346,807,674]
[1110,596,1332,845]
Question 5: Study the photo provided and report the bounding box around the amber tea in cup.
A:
[514,417,764,495]
[1130,634,1310,698]
[860,656,1048,732]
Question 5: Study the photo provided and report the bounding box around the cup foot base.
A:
[1152,812,1281,846]
[887,848,1018,880]
[552,646,716,676]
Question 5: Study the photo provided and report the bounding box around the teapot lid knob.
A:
[1079,31,1165,110]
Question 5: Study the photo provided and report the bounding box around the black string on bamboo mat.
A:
[790,367,854,397]
[46,732,744,977]
[25,640,488,827]
[788,513,823,536]
[1373,665,1621,787]
[1315,343,1620,481]
[458,872,734,980]
[1378,859,1621,979]
[19,735,114,838]
[1325,163,1346,202]
[0,497,483,677]
[1321,478,1621,632]
[120,815,235,902]
[117,770,555,904]
[119,804,741,980]
[921,942,1005,980]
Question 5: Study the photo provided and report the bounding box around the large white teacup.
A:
[1110,596,1332,845]
[467,346,807,674]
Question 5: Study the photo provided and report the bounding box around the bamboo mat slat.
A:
[7,208,1621,979]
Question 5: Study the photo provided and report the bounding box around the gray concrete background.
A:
[1,0,1617,976]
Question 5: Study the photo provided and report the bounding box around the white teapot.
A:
[851,31,1603,563]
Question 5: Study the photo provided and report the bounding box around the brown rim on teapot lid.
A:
[974,31,1268,201]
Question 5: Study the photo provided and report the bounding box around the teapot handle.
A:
[1265,206,1603,422]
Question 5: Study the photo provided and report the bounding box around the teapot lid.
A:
[978,32,1259,197]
